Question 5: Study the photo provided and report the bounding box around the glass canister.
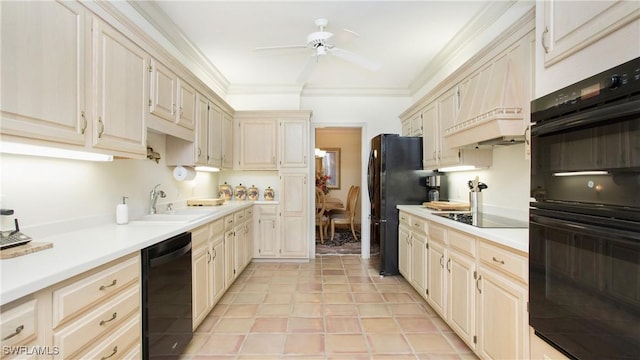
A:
[263,186,275,201]
[247,185,259,201]
[235,183,247,201]
[218,182,233,201]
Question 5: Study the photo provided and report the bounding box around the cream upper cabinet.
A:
[436,87,461,165]
[422,103,439,168]
[238,118,278,170]
[0,1,88,147]
[91,17,147,157]
[194,94,209,165]
[400,113,423,136]
[207,103,223,167]
[222,112,234,169]
[401,118,412,136]
[279,118,309,168]
[540,1,640,67]
[147,58,195,141]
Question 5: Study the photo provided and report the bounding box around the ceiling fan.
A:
[254,18,381,83]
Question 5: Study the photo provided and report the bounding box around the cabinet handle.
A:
[2,325,24,341]
[447,258,451,272]
[440,255,444,268]
[101,346,118,360]
[433,151,436,160]
[99,279,117,291]
[207,251,212,263]
[172,104,176,115]
[212,249,217,259]
[541,26,549,54]
[198,148,202,157]
[99,312,117,326]
[476,275,482,294]
[81,111,87,135]
[492,257,505,265]
[97,117,105,138]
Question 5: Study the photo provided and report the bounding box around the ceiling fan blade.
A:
[253,44,307,52]
[297,54,318,84]
[328,47,381,71]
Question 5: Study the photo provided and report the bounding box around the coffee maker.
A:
[425,174,442,202]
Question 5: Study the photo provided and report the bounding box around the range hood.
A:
[444,42,529,149]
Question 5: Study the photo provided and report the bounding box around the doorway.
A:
[314,127,363,255]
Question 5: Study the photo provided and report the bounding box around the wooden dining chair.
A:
[330,185,360,241]
[315,187,330,244]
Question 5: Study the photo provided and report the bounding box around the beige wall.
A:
[315,127,362,224]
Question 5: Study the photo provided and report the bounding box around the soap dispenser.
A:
[116,196,129,225]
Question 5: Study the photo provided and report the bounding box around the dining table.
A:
[318,196,344,212]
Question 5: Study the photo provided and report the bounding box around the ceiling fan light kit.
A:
[254,18,381,83]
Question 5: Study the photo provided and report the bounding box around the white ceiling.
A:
[134,1,524,95]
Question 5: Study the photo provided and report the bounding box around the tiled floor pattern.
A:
[182,255,478,359]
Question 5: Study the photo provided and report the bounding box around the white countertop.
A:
[0,201,266,306]
[396,205,528,254]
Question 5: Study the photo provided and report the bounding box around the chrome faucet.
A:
[149,184,166,214]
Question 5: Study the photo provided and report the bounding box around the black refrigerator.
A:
[368,134,428,276]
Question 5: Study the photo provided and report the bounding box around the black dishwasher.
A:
[141,232,192,360]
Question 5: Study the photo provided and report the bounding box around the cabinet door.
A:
[234,223,246,275]
[224,230,235,287]
[211,237,225,305]
[244,219,254,265]
[437,87,460,166]
[280,172,307,217]
[410,231,427,298]
[279,119,308,168]
[1,1,87,145]
[280,216,307,258]
[92,17,147,156]
[149,59,177,123]
[192,243,210,329]
[222,112,234,169]
[476,266,528,360]
[426,240,447,318]
[239,119,277,169]
[194,94,208,165]
[177,79,196,130]
[401,119,411,136]
[398,224,411,279]
[256,215,278,258]
[447,249,476,349]
[207,104,223,167]
[410,113,423,136]
[541,1,640,66]
[422,103,439,169]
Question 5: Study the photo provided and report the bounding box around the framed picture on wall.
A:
[322,148,340,189]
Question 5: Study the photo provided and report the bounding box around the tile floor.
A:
[181,255,478,359]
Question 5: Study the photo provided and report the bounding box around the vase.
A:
[247,185,259,201]
[264,186,275,201]
[235,183,247,200]
[218,182,233,201]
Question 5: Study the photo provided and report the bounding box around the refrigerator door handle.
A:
[367,149,375,202]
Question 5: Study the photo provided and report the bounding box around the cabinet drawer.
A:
[191,225,209,247]
[234,210,245,224]
[0,299,37,348]
[209,218,224,236]
[52,255,139,327]
[75,315,140,360]
[258,204,278,216]
[53,285,139,359]
[448,230,475,257]
[224,214,234,230]
[428,222,447,244]
[479,241,527,283]
[411,217,428,234]
[399,212,411,226]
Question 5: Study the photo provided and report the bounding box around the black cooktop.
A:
[433,212,528,228]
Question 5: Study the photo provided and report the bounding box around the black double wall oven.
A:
[529,57,640,359]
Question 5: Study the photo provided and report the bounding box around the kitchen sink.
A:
[130,208,213,224]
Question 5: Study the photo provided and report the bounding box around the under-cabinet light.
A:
[194,166,220,172]
[437,165,477,172]
[553,171,608,177]
[1,142,113,162]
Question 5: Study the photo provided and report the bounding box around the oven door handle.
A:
[532,97,640,136]
[531,213,640,243]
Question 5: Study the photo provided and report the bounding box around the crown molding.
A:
[408,0,518,94]
[301,86,411,97]
[227,84,305,95]
[127,1,230,94]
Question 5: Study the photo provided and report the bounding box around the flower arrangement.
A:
[316,172,331,195]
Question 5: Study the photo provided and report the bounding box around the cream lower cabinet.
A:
[476,240,529,360]
[0,292,52,360]
[51,253,141,359]
[254,204,279,258]
[279,171,308,258]
[399,210,528,359]
[191,225,211,329]
[409,217,428,296]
